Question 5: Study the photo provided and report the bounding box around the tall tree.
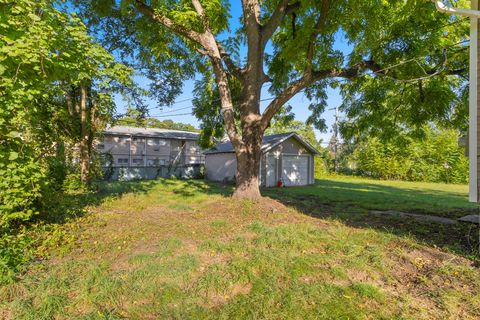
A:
[76,0,468,198]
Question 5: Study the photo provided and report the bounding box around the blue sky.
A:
[114,1,352,144]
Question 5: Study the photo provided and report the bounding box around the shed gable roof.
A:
[205,132,319,155]
[103,125,200,140]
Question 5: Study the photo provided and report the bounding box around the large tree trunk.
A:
[79,86,89,185]
[232,98,264,199]
[233,132,263,199]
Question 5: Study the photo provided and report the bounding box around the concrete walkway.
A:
[369,210,459,225]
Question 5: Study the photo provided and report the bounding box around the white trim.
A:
[281,153,311,156]
[470,0,478,202]
[435,1,480,18]
[262,133,320,154]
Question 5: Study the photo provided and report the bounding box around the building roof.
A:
[204,132,319,155]
[103,125,200,140]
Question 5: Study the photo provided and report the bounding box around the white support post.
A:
[469,0,478,202]
[436,1,480,202]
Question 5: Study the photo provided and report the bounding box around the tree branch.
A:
[133,0,206,46]
[210,58,243,149]
[242,0,262,64]
[261,0,300,46]
[306,0,331,70]
[191,0,210,32]
[260,60,379,128]
[217,43,244,80]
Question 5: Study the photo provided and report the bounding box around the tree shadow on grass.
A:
[37,178,229,226]
[36,179,159,225]
[263,179,480,261]
[170,179,232,198]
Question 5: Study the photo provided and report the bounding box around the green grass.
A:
[1,177,479,319]
[266,175,476,216]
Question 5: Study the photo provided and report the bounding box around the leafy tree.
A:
[74,0,468,198]
[0,0,131,228]
[349,126,468,184]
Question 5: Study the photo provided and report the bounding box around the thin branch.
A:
[261,0,300,46]
[210,58,242,148]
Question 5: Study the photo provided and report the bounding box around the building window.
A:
[97,143,105,150]
[117,158,128,165]
[148,138,167,146]
[118,137,129,143]
[147,159,166,166]
[132,158,143,165]
[132,137,145,143]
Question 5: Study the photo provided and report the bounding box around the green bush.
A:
[0,230,35,284]
[0,148,45,229]
[350,127,468,184]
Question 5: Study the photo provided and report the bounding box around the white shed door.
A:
[266,155,277,187]
[282,155,309,186]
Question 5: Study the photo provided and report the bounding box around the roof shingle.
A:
[103,125,200,140]
[204,132,319,155]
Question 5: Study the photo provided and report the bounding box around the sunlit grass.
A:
[1,177,479,319]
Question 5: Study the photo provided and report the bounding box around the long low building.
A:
[204,132,319,187]
[97,125,204,180]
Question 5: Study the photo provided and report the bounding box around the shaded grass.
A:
[1,177,479,319]
[264,175,480,259]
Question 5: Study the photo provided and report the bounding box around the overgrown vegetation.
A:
[1,178,478,319]
[319,125,468,184]
[0,1,132,229]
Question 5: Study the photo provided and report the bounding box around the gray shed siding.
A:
[205,136,316,187]
[205,153,237,182]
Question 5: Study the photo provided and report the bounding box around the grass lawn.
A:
[1,177,479,319]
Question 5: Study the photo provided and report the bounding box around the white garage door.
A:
[282,155,309,186]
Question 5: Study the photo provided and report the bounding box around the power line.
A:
[149,112,193,118]
[151,105,193,115]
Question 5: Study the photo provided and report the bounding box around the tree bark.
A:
[79,85,89,185]
[233,128,263,199]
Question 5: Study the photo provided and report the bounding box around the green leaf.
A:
[8,152,18,161]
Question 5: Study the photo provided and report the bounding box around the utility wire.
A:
[146,95,287,118]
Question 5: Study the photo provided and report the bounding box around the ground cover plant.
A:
[1,177,479,319]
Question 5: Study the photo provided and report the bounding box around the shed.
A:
[205,132,319,187]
